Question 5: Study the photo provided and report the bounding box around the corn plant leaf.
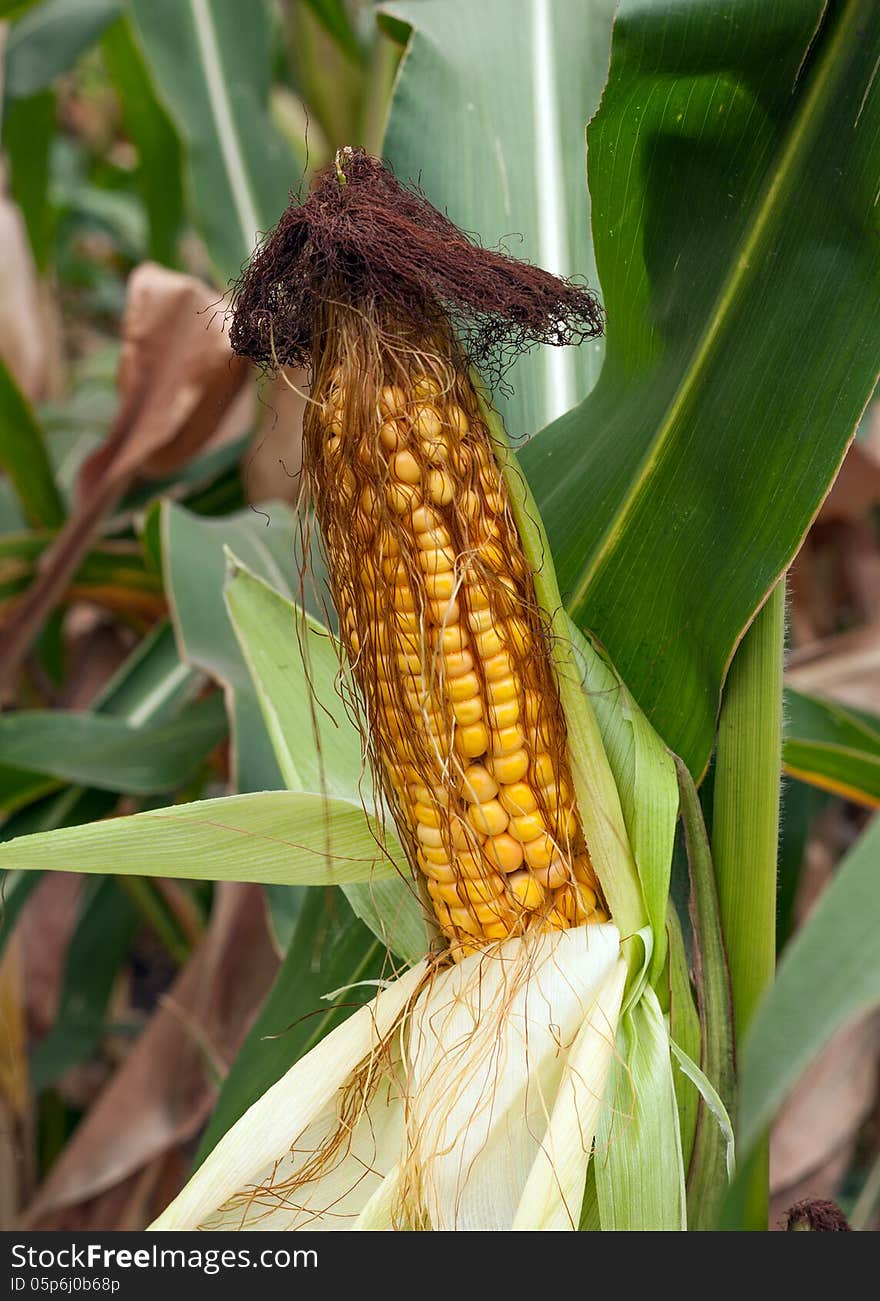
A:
[567,616,678,980]
[521,0,880,777]
[195,887,386,1165]
[783,687,880,807]
[0,360,64,529]
[102,13,183,266]
[224,555,428,964]
[0,791,403,887]
[130,0,295,283]
[161,500,297,792]
[380,0,612,438]
[594,986,686,1231]
[0,694,225,795]
[30,877,140,1092]
[4,0,123,98]
[738,813,880,1159]
[666,905,701,1174]
[2,88,55,271]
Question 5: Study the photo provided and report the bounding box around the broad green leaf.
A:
[568,616,678,979]
[102,14,183,266]
[784,687,880,807]
[302,0,364,64]
[224,554,363,801]
[522,0,880,776]
[380,0,612,437]
[131,0,295,283]
[0,694,225,794]
[4,0,123,97]
[739,813,880,1159]
[224,555,428,964]
[0,790,405,886]
[2,89,55,270]
[30,878,139,1092]
[595,986,686,1231]
[195,887,384,1165]
[0,361,65,529]
[161,500,296,791]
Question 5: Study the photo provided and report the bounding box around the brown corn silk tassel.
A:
[231,148,607,959]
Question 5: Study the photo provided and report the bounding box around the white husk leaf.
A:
[151,923,625,1232]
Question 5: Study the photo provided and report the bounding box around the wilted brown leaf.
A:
[787,623,880,715]
[20,882,278,1229]
[0,264,251,691]
[245,368,307,504]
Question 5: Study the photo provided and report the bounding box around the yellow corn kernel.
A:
[483,920,511,941]
[429,879,465,908]
[413,375,442,398]
[455,851,487,879]
[379,419,403,451]
[447,670,480,701]
[467,799,509,836]
[532,751,555,788]
[508,811,546,843]
[498,781,538,816]
[465,579,492,610]
[427,468,454,505]
[379,384,406,417]
[447,404,469,436]
[523,833,557,870]
[533,857,569,889]
[416,521,452,550]
[387,481,419,514]
[460,763,498,804]
[455,722,490,758]
[488,748,530,784]
[467,605,496,633]
[486,676,518,706]
[413,801,442,829]
[420,844,451,866]
[484,650,514,682]
[473,626,505,658]
[508,870,545,911]
[417,824,444,849]
[424,569,456,600]
[447,906,481,936]
[484,833,524,873]
[392,449,422,484]
[492,723,526,756]
[487,698,520,729]
[443,649,475,678]
[419,857,456,884]
[411,503,443,534]
[439,623,469,654]
[452,695,483,726]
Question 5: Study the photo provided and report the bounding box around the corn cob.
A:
[229,147,607,958]
[306,313,606,957]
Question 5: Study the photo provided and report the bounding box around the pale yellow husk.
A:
[151,923,624,1231]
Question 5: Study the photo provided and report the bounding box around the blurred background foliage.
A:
[0,0,878,1230]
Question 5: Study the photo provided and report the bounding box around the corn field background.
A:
[0,0,879,1233]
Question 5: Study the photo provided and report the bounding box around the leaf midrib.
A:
[569,0,859,613]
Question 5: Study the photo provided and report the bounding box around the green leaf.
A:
[595,986,686,1231]
[4,0,123,97]
[2,89,55,270]
[102,14,183,266]
[0,694,225,794]
[0,790,403,886]
[161,500,296,792]
[224,553,363,801]
[739,813,880,1159]
[784,687,880,807]
[380,0,611,437]
[130,0,295,283]
[195,887,384,1164]
[224,555,428,964]
[522,0,880,776]
[0,360,65,529]
[30,878,140,1091]
[568,617,678,980]
[302,0,364,64]
[666,905,701,1174]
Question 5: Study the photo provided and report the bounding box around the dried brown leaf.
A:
[20,883,278,1228]
[0,264,251,690]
